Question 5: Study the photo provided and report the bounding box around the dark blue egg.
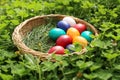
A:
[57,20,70,31]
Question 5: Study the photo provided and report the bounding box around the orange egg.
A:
[67,27,80,39]
[73,36,88,47]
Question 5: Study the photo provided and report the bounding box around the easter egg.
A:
[63,17,76,26]
[81,31,93,42]
[48,46,65,55]
[57,20,70,31]
[73,23,86,33]
[56,35,72,48]
[67,27,80,39]
[73,36,88,47]
[49,28,66,40]
[66,44,75,52]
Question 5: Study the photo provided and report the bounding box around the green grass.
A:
[1,0,120,80]
[23,23,56,53]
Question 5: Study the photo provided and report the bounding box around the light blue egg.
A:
[81,31,93,42]
[49,28,66,40]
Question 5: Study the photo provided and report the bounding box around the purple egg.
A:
[57,20,70,31]
[66,44,75,52]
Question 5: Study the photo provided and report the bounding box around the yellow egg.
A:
[67,28,80,39]
[73,36,88,47]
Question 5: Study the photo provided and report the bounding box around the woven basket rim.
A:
[12,14,98,60]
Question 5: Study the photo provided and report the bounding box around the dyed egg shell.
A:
[73,36,88,47]
[57,20,70,31]
[56,35,72,48]
[66,44,75,52]
[63,17,76,26]
[48,46,65,55]
[73,23,86,33]
[67,27,80,39]
[81,31,93,42]
[49,28,66,40]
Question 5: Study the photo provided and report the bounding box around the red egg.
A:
[56,35,72,48]
[48,46,65,55]
[73,23,86,33]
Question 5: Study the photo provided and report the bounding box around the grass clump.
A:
[23,23,56,53]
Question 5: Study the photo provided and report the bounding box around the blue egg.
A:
[81,31,93,42]
[66,44,75,52]
[57,20,70,31]
[49,28,66,40]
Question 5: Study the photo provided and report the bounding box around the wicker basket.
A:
[12,14,98,60]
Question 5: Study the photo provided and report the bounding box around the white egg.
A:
[63,17,76,27]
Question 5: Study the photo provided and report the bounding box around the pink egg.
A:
[48,46,65,55]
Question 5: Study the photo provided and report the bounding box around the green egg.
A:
[49,28,66,40]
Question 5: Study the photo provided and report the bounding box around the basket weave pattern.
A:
[12,14,98,59]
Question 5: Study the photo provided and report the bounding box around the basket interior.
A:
[23,17,61,53]
[20,16,64,38]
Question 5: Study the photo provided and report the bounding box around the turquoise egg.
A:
[49,28,66,40]
[81,31,93,42]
